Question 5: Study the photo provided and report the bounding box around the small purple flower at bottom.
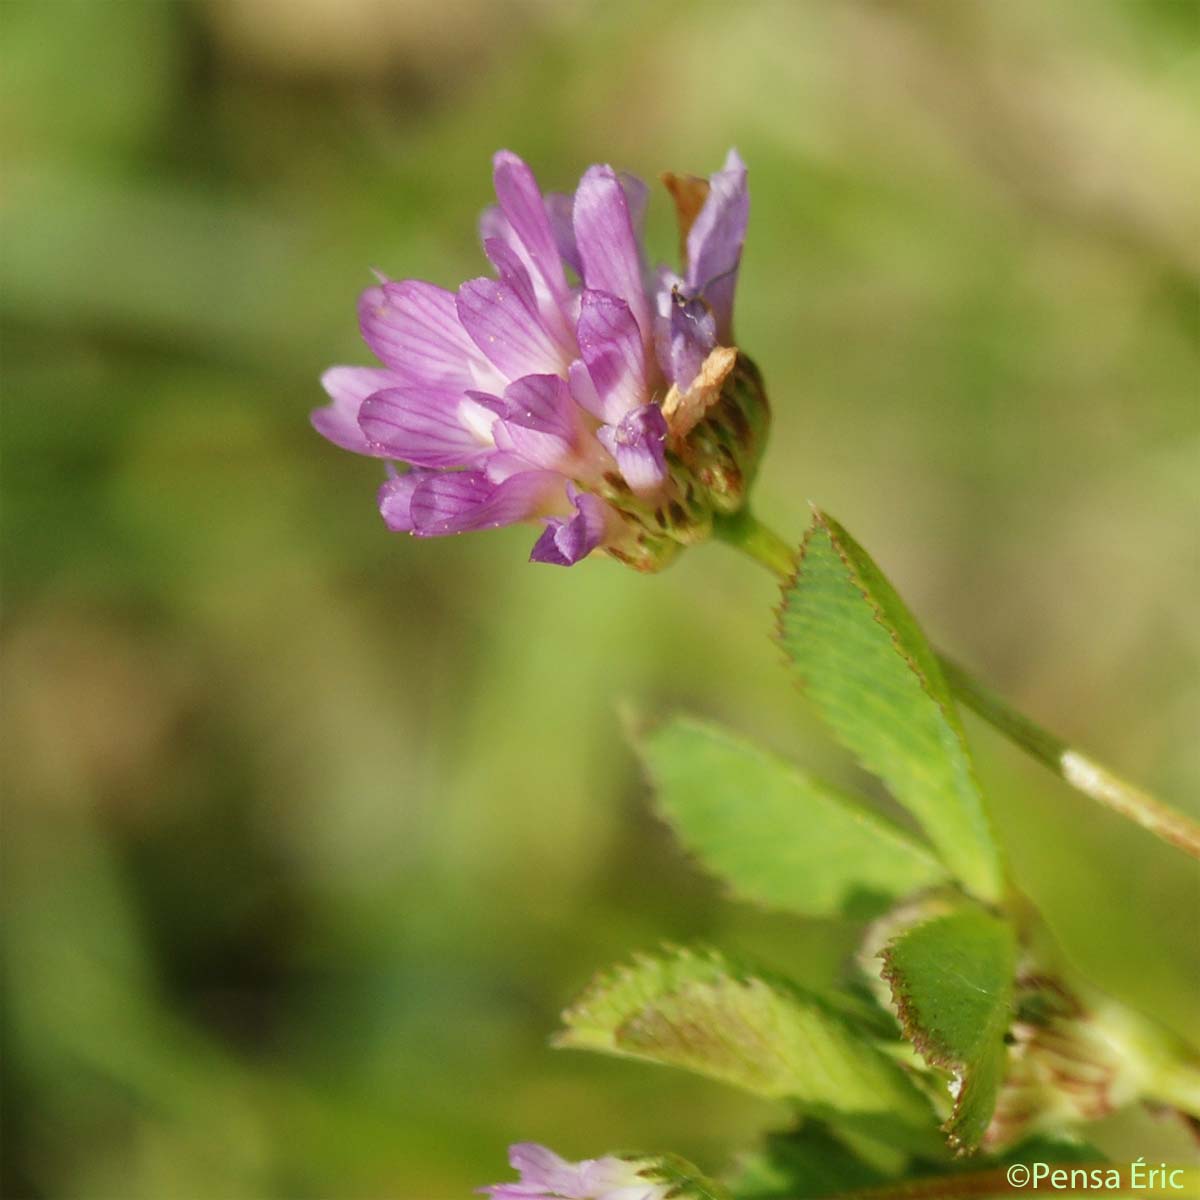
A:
[315,148,766,572]
[481,1143,670,1200]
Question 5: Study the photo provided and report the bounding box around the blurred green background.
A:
[3,1,1198,1196]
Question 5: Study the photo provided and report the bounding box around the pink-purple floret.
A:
[480,1141,667,1200]
[313,149,748,566]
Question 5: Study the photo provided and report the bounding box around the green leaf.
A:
[640,716,949,918]
[776,510,1004,902]
[556,946,934,1139]
[880,905,1017,1152]
[726,1124,889,1199]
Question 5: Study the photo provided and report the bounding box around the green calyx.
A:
[600,350,771,572]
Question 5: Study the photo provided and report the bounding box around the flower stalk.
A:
[714,511,1200,862]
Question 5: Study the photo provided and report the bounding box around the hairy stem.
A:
[714,510,1200,861]
[937,659,1200,860]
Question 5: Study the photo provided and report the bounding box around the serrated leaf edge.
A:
[555,942,887,1061]
[878,917,1014,1153]
[638,714,947,917]
[775,509,966,773]
[554,942,724,1050]
[773,508,1003,900]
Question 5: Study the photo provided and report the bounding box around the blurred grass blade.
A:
[776,510,1004,902]
[556,946,935,1138]
[639,716,948,919]
[881,905,1017,1152]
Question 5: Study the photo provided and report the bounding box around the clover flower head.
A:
[314,147,767,570]
[480,1142,670,1200]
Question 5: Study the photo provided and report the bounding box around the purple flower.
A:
[481,1143,670,1200]
[315,148,760,569]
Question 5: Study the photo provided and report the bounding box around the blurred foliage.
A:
[2,1,1198,1196]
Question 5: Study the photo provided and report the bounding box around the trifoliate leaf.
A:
[880,905,1017,1152]
[777,510,1004,903]
[556,946,935,1141]
[640,716,948,919]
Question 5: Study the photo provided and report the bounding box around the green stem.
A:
[712,508,797,576]
[714,510,1200,862]
[937,659,1200,860]
[1150,1056,1200,1117]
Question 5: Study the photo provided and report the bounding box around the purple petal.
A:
[410,469,557,536]
[457,277,571,379]
[479,202,508,246]
[462,388,510,420]
[567,358,604,421]
[530,488,610,566]
[502,374,577,438]
[508,1143,573,1180]
[484,236,575,360]
[377,469,434,532]
[483,451,535,483]
[483,237,540,315]
[654,281,717,391]
[572,165,652,343]
[597,404,668,496]
[576,290,647,424]
[481,1142,659,1199]
[491,374,579,471]
[312,366,401,455]
[492,422,573,472]
[617,171,649,239]
[685,148,748,340]
[579,1157,657,1193]
[358,386,495,467]
[544,192,580,277]
[492,151,570,304]
[358,281,481,389]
